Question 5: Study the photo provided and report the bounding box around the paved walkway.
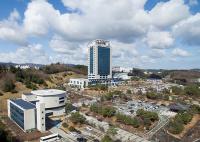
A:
[50,125,76,142]
[144,115,170,139]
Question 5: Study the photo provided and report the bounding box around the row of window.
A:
[10,103,24,129]
[70,81,83,84]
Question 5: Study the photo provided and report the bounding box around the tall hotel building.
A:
[88,39,112,82]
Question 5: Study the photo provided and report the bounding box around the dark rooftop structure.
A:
[11,99,36,110]
[169,103,190,112]
[23,93,34,96]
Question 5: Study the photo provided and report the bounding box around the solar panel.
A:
[11,99,36,110]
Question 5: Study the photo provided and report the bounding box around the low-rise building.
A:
[68,78,88,89]
[7,99,37,132]
[7,89,67,132]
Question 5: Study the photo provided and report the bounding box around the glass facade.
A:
[98,46,110,76]
[10,103,24,129]
[90,47,94,74]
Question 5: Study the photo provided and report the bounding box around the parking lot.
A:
[114,100,169,116]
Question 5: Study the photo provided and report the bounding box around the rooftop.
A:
[31,89,66,96]
[11,99,36,110]
[23,93,34,96]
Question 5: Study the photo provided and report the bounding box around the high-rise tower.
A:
[88,39,112,82]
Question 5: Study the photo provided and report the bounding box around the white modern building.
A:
[31,89,66,116]
[68,78,88,89]
[7,99,37,132]
[112,66,132,73]
[8,89,67,132]
[113,72,131,80]
[88,39,112,82]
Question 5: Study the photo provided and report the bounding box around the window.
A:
[90,47,94,74]
[10,103,24,129]
[59,100,64,104]
[59,97,64,100]
[98,47,110,76]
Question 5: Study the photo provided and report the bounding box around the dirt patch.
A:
[1,117,51,142]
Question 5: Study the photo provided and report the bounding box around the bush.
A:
[175,112,193,125]
[70,112,86,124]
[171,86,184,95]
[62,123,68,128]
[65,103,75,114]
[101,135,113,142]
[126,90,131,94]
[90,104,116,117]
[136,109,159,122]
[146,92,158,100]
[0,92,3,96]
[116,113,140,128]
[168,120,184,134]
[88,84,108,91]
[2,79,15,92]
[68,126,76,132]
[25,81,37,90]
[107,126,118,136]
[168,111,193,134]
[0,121,13,142]
[190,104,200,114]
[184,85,200,97]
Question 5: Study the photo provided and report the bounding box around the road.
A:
[144,115,170,139]
[50,123,76,142]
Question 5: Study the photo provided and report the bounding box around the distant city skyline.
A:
[0,0,200,69]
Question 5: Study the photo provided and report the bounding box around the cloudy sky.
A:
[0,0,200,69]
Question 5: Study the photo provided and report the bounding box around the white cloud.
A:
[49,35,79,54]
[149,0,190,28]
[173,13,200,45]
[188,0,198,6]
[0,0,198,68]
[149,49,166,58]
[0,9,26,45]
[145,30,174,49]
[172,48,191,57]
[0,44,49,64]
[23,0,150,41]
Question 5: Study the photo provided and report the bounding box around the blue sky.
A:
[0,0,200,69]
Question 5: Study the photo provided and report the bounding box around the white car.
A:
[86,127,92,131]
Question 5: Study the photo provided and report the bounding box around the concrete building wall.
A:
[24,109,36,132]
[36,94,65,109]
[36,102,46,132]
[7,100,10,118]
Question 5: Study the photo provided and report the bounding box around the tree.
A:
[184,85,200,97]
[0,121,13,142]
[126,89,131,94]
[168,120,184,134]
[2,79,15,92]
[146,92,158,100]
[107,126,118,136]
[70,112,86,124]
[136,109,159,122]
[101,135,113,142]
[90,104,116,117]
[190,104,200,114]
[175,112,193,125]
[116,113,140,128]
[65,103,75,114]
[62,123,68,128]
[171,86,184,95]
